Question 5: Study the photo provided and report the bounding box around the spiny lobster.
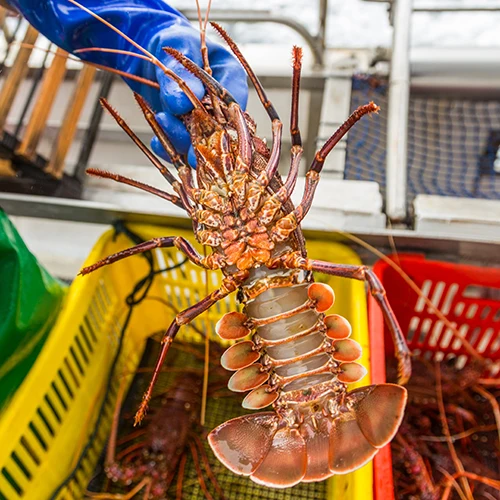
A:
[86,341,228,500]
[73,0,411,488]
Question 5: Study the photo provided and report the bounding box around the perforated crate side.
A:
[0,227,181,499]
[0,223,379,500]
[369,253,500,500]
[374,254,500,370]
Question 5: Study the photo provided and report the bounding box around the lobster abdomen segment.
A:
[208,384,407,488]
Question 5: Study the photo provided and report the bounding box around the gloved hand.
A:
[8,0,248,167]
[145,23,248,167]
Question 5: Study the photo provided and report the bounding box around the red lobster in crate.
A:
[74,0,410,488]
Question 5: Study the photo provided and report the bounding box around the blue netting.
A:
[345,75,500,200]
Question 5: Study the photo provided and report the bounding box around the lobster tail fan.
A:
[209,384,407,486]
[251,428,308,488]
[350,384,408,447]
[301,418,333,482]
[208,413,309,488]
[207,412,278,475]
[329,413,378,473]
[329,383,407,473]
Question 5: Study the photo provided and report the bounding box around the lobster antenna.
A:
[195,0,212,75]
[18,42,160,89]
[193,0,224,122]
[68,0,207,112]
[290,46,303,147]
[203,0,213,33]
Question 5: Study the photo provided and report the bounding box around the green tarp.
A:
[0,210,66,411]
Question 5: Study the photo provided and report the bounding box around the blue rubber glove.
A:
[8,0,248,167]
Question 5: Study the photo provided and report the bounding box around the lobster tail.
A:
[251,427,307,487]
[207,412,278,476]
[208,384,407,488]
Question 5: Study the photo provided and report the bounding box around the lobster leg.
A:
[99,98,180,188]
[116,428,147,446]
[132,92,197,200]
[85,168,184,209]
[133,94,196,210]
[272,257,411,384]
[79,236,220,276]
[210,23,278,123]
[314,261,411,384]
[270,103,379,242]
[134,93,188,171]
[189,441,216,500]
[115,441,147,461]
[191,433,226,500]
[85,477,151,500]
[176,453,188,500]
[106,374,130,468]
[100,95,196,214]
[254,47,304,223]
[135,273,247,424]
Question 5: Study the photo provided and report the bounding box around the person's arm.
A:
[8,0,248,164]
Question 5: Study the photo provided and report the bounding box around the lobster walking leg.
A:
[134,93,189,172]
[85,477,151,500]
[271,103,379,242]
[311,261,411,384]
[255,47,303,221]
[176,454,188,500]
[191,433,226,500]
[85,168,184,208]
[135,273,247,424]
[106,377,130,467]
[79,236,220,276]
[189,441,216,500]
[99,98,181,188]
[101,95,194,211]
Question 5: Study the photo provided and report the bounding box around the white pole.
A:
[386,0,412,222]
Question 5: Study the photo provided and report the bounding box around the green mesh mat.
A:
[89,340,328,499]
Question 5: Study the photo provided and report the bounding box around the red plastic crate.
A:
[368,254,500,500]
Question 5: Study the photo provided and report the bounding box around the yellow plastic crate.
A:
[0,223,374,500]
